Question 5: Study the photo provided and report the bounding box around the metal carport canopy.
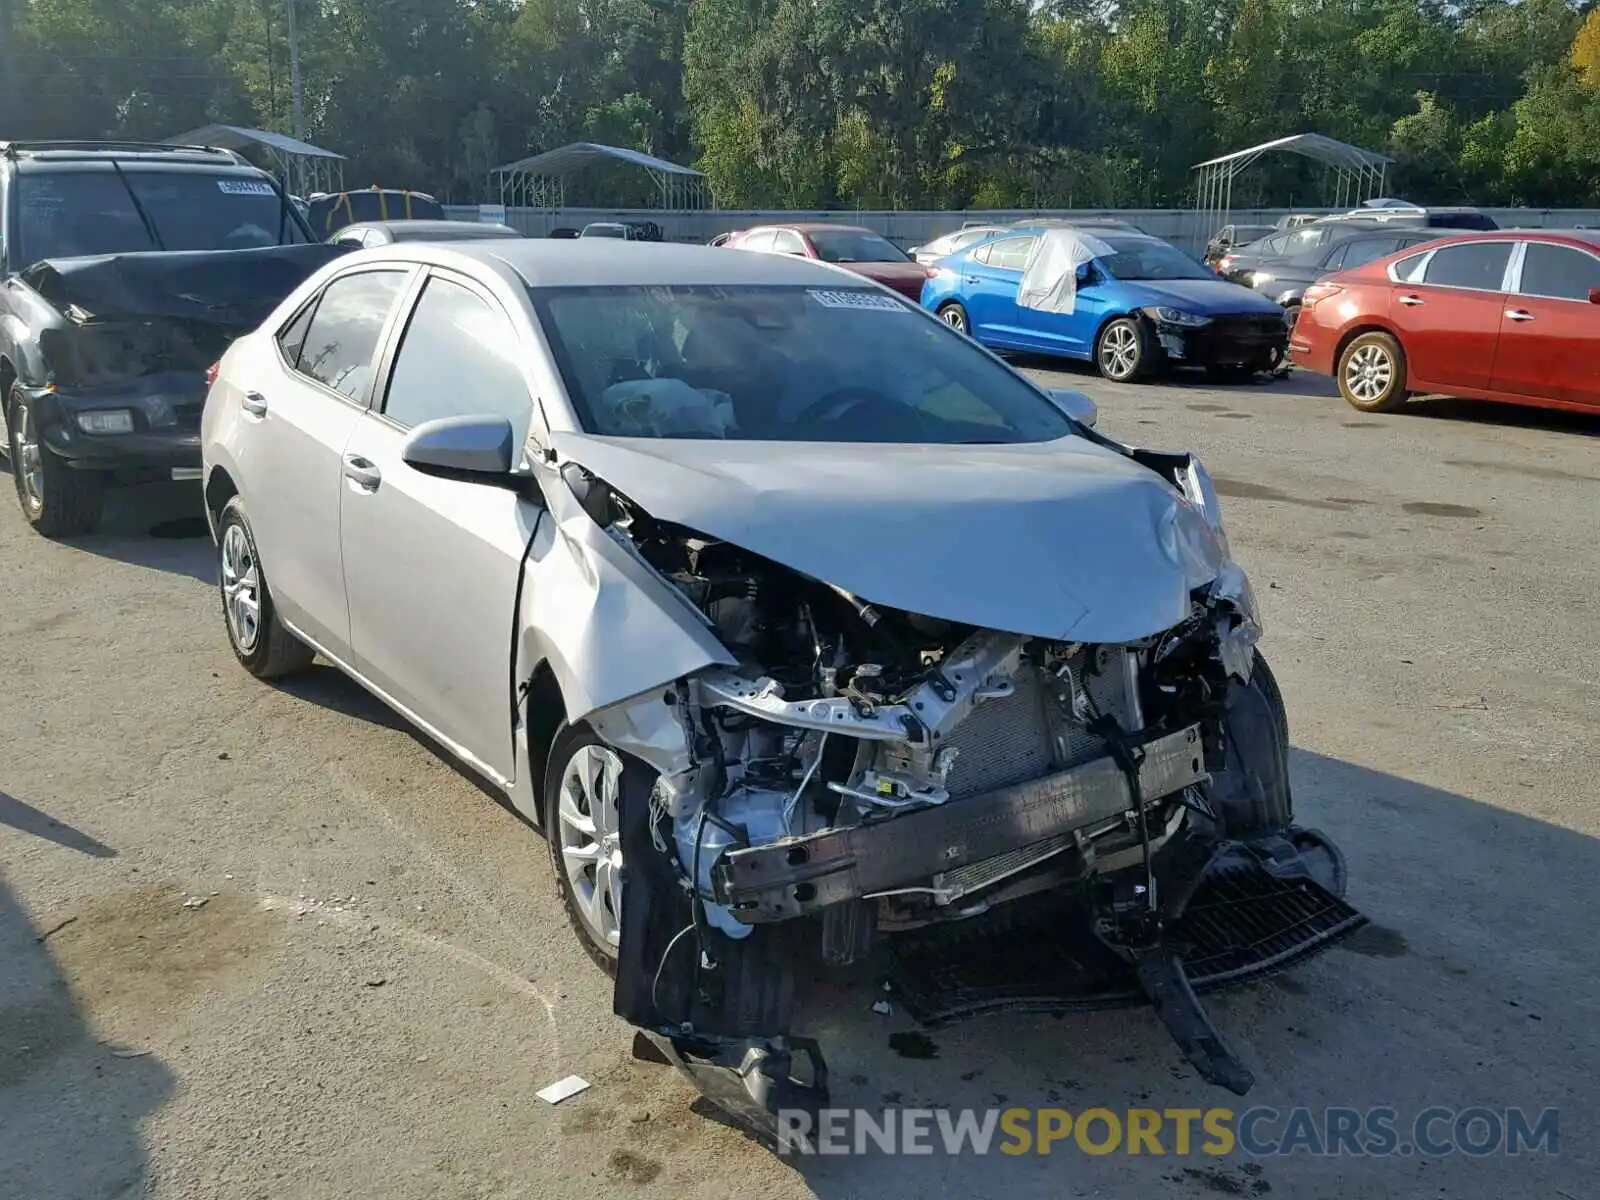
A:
[1193,132,1389,174]
[166,124,345,196]
[493,142,711,209]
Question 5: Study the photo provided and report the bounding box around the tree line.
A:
[2,0,1598,210]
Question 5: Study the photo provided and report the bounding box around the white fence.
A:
[444,205,1600,252]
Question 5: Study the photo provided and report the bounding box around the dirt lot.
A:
[2,369,1597,1200]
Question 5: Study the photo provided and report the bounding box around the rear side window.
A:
[1260,234,1291,255]
[382,276,531,445]
[975,236,1037,271]
[1420,243,1512,290]
[293,270,408,401]
[1337,238,1402,271]
[1517,243,1600,301]
[277,299,318,367]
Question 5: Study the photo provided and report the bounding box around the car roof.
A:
[352,239,871,289]
[755,223,876,235]
[343,220,519,238]
[1395,229,1600,250]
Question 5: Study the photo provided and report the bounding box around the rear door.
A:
[338,269,542,783]
[1493,240,1600,406]
[1389,240,1514,392]
[960,235,1036,347]
[244,267,411,658]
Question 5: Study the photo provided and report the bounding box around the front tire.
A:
[1337,331,1409,412]
[216,497,315,679]
[937,302,971,337]
[8,386,104,538]
[1095,317,1150,381]
[545,723,628,974]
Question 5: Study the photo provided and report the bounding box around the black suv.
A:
[0,140,346,536]
[1217,222,1441,322]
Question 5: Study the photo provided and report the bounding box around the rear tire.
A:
[8,386,104,538]
[937,302,971,337]
[216,497,315,679]
[1337,331,1409,412]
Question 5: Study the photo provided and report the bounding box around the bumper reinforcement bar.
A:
[717,724,1206,922]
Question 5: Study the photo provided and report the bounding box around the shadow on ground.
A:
[1,840,174,1198]
[669,748,1597,1198]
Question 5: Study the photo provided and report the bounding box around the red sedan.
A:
[721,223,931,301]
[1292,230,1600,413]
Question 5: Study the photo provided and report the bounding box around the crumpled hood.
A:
[552,432,1229,644]
[1116,277,1284,316]
[21,243,353,325]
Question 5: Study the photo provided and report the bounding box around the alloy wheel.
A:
[1344,344,1393,404]
[1099,324,1140,379]
[941,306,968,335]
[220,522,262,653]
[11,399,44,513]
[557,743,625,953]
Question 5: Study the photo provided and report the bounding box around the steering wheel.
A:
[792,385,898,427]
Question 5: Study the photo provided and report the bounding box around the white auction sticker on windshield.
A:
[807,289,908,311]
[217,180,277,196]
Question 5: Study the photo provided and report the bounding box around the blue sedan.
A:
[920,225,1290,381]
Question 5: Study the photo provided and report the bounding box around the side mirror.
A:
[401,414,516,481]
[1047,387,1098,428]
[1589,287,1600,305]
[1075,262,1095,286]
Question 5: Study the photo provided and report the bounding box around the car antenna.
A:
[109,158,165,250]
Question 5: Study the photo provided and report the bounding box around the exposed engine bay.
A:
[562,455,1364,1140]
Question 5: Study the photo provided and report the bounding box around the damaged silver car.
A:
[202,241,1363,1138]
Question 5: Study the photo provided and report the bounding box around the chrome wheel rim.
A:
[557,743,624,954]
[219,522,262,653]
[1345,344,1393,403]
[12,400,43,512]
[941,307,967,334]
[1099,324,1139,379]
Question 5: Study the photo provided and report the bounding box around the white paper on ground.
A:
[536,1075,592,1105]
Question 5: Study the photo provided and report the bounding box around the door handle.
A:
[1397,294,1425,307]
[342,454,381,490]
[964,275,980,285]
[1504,309,1535,322]
[241,391,268,417]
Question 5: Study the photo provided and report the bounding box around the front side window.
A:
[807,230,908,263]
[531,284,1079,445]
[739,229,778,253]
[771,230,807,255]
[382,276,531,445]
[1420,242,1512,291]
[293,270,408,401]
[1517,242,1600,301]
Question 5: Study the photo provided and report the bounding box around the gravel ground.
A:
[2,368,1597,1199]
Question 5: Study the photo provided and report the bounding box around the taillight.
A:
[1302,282,1344,310]
[205,361,221,388]
[1219,255,1237,273]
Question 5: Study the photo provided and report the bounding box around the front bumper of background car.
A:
[26,377,205,482]
[1148,312,1289,370]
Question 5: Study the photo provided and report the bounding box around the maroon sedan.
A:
[721,223,931,301]
[1292,230,1600,414]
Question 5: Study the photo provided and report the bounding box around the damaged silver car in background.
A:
[202,241,1364,1142]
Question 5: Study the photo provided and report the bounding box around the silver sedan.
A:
[201,239,1355,1137]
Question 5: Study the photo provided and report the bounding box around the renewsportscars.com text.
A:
[776,1106,1560,1158]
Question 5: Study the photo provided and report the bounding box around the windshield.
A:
[1097,237,1215,281]
[808,230,909,264]
[13,169,307,266]
[531,284,1078,444]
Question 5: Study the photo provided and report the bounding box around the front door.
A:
[241,267,410,658]
[1493,240,1600,407]
[338,269,542,784]
[1389,240,1513,392]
